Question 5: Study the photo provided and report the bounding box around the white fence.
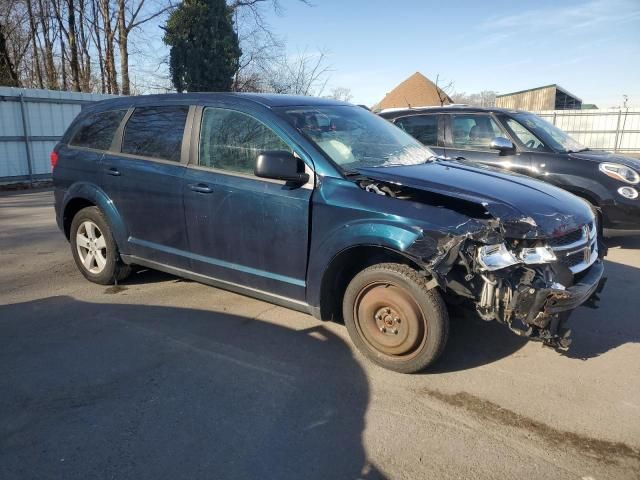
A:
[0,87,115,183]
[536,108,640,156]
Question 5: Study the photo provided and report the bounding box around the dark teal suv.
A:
[53,93,604,372]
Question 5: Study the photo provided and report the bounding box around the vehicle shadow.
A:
[428,308,528,374]
[563,257,640,360]
[0,296,387,480]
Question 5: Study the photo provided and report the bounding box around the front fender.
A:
[62,182,129,252]
[306,220,424,307]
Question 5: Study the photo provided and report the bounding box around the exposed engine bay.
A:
[358,176,607,351]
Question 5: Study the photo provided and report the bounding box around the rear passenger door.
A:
[183,106,312,301]
[393,114,445,156]
[101,105,192,267]
[443,113,531,174]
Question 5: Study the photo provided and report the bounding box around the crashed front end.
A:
[359,177,606,351]
[443,225,604,350]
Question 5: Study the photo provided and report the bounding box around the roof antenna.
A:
[405,96,412,109]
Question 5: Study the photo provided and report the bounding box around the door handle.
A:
[189,183,213,194]
[105,167,121,176]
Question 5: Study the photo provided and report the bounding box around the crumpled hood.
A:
[568,150,640,170]
[357,160,593,239]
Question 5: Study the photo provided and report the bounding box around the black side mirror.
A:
[255,151,309,184]
[490,136,515,153]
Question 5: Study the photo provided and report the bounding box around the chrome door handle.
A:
[189,183,213,194]
[105,167,121,176]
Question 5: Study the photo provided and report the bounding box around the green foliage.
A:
[163,0,241,92]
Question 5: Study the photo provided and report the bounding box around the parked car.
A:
[53,94,604,373]
[379,106,640,233]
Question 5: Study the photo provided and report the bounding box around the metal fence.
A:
[0,87,115,183]
[536,108,640,155]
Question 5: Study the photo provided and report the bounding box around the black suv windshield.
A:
[511,112,587,153]
[279,106,435,171]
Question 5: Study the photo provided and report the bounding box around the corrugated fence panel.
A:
[0,87,116,181]
[537,108,640,155]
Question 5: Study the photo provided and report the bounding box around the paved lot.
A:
[1,189,639,480]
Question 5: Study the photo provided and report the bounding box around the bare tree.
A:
[325,86,353,102]
[451,90,497,107]
[434,74,454,107]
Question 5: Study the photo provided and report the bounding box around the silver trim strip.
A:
[121,254,312,314]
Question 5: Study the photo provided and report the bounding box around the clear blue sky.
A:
[264,0,640,108]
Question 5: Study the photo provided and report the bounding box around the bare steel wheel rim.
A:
[353,281,427,359]
[76,220,107,274]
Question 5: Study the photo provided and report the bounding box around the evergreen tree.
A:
[163,0,241,92]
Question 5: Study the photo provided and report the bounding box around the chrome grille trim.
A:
[550,222,598,274]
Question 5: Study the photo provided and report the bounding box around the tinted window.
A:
[447,114,505,150]
[395,115,438,146]
[199,108,290,175]
[122,106,189,161]
[70,110,126,150]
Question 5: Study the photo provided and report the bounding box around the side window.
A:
[69,109,126,150]
[199,108,291,175]
[448,114,505,150]
[505,118,546,150]
[122,106,189,161]
[395,115,439,146]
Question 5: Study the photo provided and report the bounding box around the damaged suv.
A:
[53,94,605,373]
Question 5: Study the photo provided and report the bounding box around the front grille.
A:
[549,222,598,274]
[559,252,585,268]
[547,228,584,248]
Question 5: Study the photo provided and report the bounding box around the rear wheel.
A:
[70,206,131,285]
[342,263,449,373]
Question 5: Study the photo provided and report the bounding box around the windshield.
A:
[278,106,435,171]
[511,112,587,153]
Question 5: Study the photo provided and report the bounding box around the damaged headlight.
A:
[478,244,557,271]
[477,244,520,271]
[519,246,557,264]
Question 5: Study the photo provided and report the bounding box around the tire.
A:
[70,206,131,285]
[342,263,449,374]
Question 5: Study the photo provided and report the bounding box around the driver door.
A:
[182,106,313,301]
[443,113,532,175]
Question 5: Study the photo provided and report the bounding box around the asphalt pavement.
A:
[1,189,639,480]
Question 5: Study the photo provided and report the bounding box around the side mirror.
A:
[490,136,515,153]
[255,151,309,184]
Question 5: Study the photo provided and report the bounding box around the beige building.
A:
[496,84,582,111]
[372,72,452,112]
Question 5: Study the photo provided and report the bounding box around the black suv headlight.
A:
[599,162,640,184]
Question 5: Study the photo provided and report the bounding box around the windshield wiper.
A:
[566,147,590,153]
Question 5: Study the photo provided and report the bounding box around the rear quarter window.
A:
[121,106,189,162]
[69,109,127,150]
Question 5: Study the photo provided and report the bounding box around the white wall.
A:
[0,87,117,181]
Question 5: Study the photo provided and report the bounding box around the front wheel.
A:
[70,206,131,285]
[342,263,449,373]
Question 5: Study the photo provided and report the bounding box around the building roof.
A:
[496,84,582,102]
[372,72,453,112]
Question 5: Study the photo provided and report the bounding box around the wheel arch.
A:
[62,183,128,250]
[315,244,427,323]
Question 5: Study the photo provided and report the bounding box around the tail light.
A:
[50,151,59,170]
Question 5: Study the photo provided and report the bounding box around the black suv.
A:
[379,106,640,232]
